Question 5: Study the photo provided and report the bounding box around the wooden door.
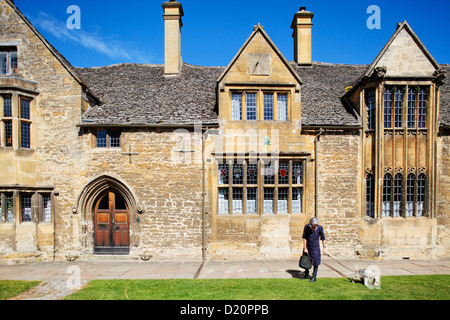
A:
[94,190,130,254]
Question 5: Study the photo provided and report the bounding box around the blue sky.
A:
[14,0,450,68]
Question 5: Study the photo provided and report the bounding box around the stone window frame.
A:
[380,171,428,219]
[94,129,122,149]
[19,96,32,149]
[0,188,54,224]
[0,192,14,223]
[365,88,376,131]
[217,157,305,216]
[0,93,35,150]
[1,94,13,147]
[0,46,18,75]
[383,85,429,131]
[229,90,291,122]
[365,173,375,218]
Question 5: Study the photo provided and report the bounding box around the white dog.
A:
[352,266,380,289]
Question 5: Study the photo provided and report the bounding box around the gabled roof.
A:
[4,0,99,102]
[293,62,366,127]
[363,20,440,79]
[216,24,302,85]
[76,63,224,126]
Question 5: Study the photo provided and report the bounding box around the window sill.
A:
[91,147,122,152]
[0,147,35,154]
[0,222,15,226]
[228,120,292,123]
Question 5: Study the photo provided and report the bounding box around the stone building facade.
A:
[0,0,448,263]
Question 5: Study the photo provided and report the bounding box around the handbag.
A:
[299,252,314,270]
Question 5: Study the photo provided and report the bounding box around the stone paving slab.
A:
[1,258,449,282]
[1,257,449,299]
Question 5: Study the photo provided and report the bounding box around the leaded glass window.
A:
[277,94,288,121]
[97,130,107,148]
[232,163,243,185]
[264,162,275,184]
[246,93,257,121]
[4,121,12,147]
[292,188,302,213]
[263,94,274,120]
[418,88,428,128]
[246,188,257,214]
[366,89,376,130]
[278,162,289,185]
[417,174,426,217]
[232,93,242,121]
[1,193,14,223]
[366,174,375,218]
[407,89,416,128]
[21,122,30,149]
[394,88,403,128]
[3,96,12,117]
[263,188,274,213]
[247,163,258,185]
[218,163,229,185]
[382,173,392,217]
[278,188,289,213]
[96,130,121,148]
[384,88,392,128]
[217,159,304,215]
[21,194,32,222]
[218,188,229,214]
[393,173,403,217]
[42,194,52,223]
[406,174,415,217]
[0,48,17,75]
[232,188,243,213]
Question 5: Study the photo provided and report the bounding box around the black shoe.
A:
[308,276,317,282]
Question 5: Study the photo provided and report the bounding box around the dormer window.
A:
[0,47,18,75]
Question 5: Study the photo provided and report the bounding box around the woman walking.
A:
[302,217,326,282]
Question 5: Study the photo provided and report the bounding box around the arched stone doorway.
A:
[94,189,130,255]
[75,175,142,255]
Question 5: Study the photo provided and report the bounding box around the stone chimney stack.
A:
[291,6,314,66]
[162,0,184,77]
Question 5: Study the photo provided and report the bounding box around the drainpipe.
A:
[201,127,208,262]
[314,128,323,219]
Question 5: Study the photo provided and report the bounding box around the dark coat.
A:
[302,224,325,266]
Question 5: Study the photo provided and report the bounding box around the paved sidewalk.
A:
[1,257,449,281]
[1,257,449,300]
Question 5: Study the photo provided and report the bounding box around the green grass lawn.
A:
[64,275,450,300]
[0,281,41,300]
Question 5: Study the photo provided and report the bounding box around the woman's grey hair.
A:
[309,217,320,226]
